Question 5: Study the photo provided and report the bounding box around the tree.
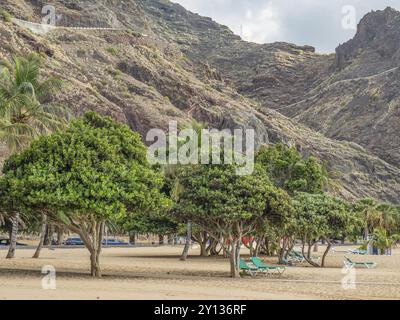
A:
[174,163,286,277]
[353,199,399,240]
[0,53,70,258]
[122,213,179,244]
[256,144,327,195]
[255,144,328,261]
[162,119,206,261]
[293,192,357,267]
[0,53,70,151]
[2,112,169,277]
[372,227,400,255]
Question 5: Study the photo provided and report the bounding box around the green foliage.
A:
[0,9,12,22]
[174,163,283,237]
[294,192,357,242]
[256,144,327,194]
[106,47,119,56]
[123,214,178,236]
[2,111,170,225]
[0,53,70,151]
[372,227,400,253]
[352,198,400,237]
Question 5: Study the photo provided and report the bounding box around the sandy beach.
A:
[0,245,399,300]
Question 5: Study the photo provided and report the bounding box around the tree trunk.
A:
[199,241,208,257]
[229,238,240,278]
[158,234,164,245]
[197,231,209,257]
[129,231,136,245]
[208,238,220,256]
[33,214,47,259]
[90,248,101,277]
[278,237,288,264]
[180,221,192,261]
[43,225,50,246]
[254,237,263,257]
[321,239,332,268]
[167,234,173,245]
[57,228,65,245]
[76,220,104,278]
[301,241,320,267]
[6,211,19,259]
[264,238,270,256]
[364,227,369,241]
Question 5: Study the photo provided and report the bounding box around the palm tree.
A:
[355,199,399,242]
[0,53,71,259]
[0,53,71,151]
[164,119,205,261]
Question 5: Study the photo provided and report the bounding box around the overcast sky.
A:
[173,0,400,53]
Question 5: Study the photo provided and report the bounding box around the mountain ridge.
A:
[0,0,399,203]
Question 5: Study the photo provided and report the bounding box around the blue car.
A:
[63,237,84,246]
[0,239,28,246]
[102,238,129,246]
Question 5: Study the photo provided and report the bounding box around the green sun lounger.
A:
[348,249,368,255]
[250,257,286,275]
[292,250,320,263]
[343,256,377,269]
[239,259,259,276]
[288,251,305,263]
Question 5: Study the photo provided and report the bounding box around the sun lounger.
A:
[250,257,286,275]
[239,259,259,276]
[288,251,305,263]
[343,256,377,269]
[290,250,320,263]
[348,249,368,255]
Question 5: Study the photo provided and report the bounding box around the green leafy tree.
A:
[174,163,288,277]
[294,192,357,267]
[1,112,169,277]
[256,143,327,195]
[255,144,328,262]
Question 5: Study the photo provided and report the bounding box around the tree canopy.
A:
[173,162,291,277]
[256,143,327,194]
[293,192,358,266]
[1,111,170,276]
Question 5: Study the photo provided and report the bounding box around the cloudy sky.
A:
[173,0,400,53]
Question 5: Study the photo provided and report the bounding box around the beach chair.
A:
[296,250,321,263]
[343,256,377,269]
[239,259,259,277]
[348,249,368,255]
[250,257,286,276]
[289,250,320,264]
[288,251,305,263]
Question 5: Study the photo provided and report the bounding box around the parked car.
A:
[0,239,28,246]
[102,238,129,246]
[63,237,84,246]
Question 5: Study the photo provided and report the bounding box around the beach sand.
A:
[0,245,399,300]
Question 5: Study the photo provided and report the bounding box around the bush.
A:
[0,9,12,22]
[106,47,119,56]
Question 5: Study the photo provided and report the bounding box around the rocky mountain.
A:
[0,0,399,203]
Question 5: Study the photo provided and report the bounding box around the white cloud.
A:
[173,0,400,53]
